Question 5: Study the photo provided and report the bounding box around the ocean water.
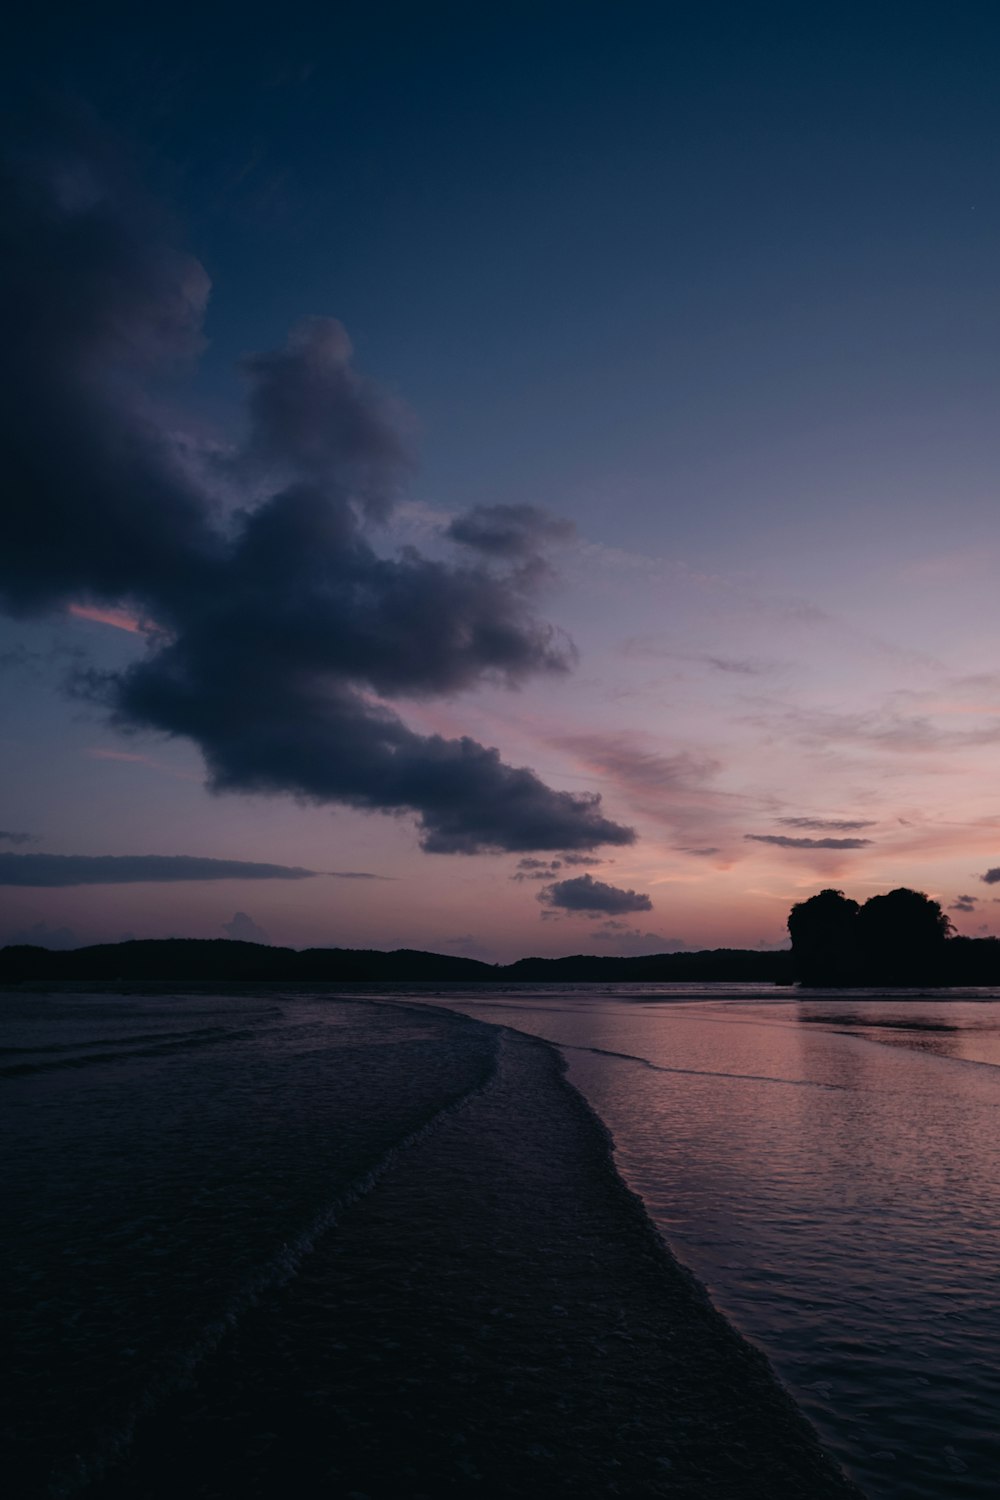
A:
[7,984,1000,1500]
[419,986,1000,1500]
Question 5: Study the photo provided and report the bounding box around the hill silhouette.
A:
[0,938,793,985]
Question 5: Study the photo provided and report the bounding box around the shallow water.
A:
[419,986,1000,1500]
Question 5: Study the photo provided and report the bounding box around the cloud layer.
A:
[0,853,318,886]
[744,834,873,851]
[776,817,877,833]
[447,503,575,558]
[0,118,632,857]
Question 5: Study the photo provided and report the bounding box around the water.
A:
[416,985,1000,1500]
[7,984,1000,1499]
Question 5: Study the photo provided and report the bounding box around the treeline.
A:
[0,938,793,986]
[788,886,1000,985]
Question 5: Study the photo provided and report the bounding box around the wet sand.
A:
[104,1014,862,1499]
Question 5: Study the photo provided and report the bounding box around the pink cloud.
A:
[68,603,145,634]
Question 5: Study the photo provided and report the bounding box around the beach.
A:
[5,989,860,1498]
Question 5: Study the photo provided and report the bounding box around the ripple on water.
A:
[425,989,1000,1500]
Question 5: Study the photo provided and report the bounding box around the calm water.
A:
[419,986,1000,1500]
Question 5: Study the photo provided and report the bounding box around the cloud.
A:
[777,817,877,832]
[680,845,720,857]
[538,872,653,916]
[222,911,270,943]
[619,640,782,678]
[511,856,564,882]
[950,896,977,913]
[554,730,759,854]
[556,737,722,796]
[510,852,606,882]
[0,829,37,845]
[0,853,318,886]
[447,504,575,559]
[68,602,145,633]
[327,869,393,880]
[0,116,632,859]
[744,834,873,851]
[703,656,771,676]
[591,925,686,955]
[980,869,1000,885]
[3,920,80,950]
[745,700,1000,755]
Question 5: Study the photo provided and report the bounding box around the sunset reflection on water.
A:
[433,988,1000,1500]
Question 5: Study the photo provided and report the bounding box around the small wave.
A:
[558,1041,849,1090]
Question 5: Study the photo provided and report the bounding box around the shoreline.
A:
[92,998,862,1499]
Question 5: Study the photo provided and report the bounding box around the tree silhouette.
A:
[856,887,952,984]
[787,888,860,985]
[788,885,955,985]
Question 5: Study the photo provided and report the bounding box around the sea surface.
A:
[6,983,1000,1499]
[411,984,1000,1500]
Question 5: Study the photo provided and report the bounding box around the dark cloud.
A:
[511,856,563,882]
[680,845,720,857]
[0,853,318,886]
[0,829,37,845]
[447,504,575,559]
[777,817,877,832]
[327,869,393,880]
[950,896,977,913]
[510,852,606,882]
[0,118,633,858]
[0,109,218,617]
[242,317,412,521]
[744,834,873,850]
[980,869,1000,885]
[222,911,270,943]
[538,872,653,916]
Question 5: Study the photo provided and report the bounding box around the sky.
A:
[3,2,1000,960]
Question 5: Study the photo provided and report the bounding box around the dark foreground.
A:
[6,991,862,1498]
[105,1021,859,1498]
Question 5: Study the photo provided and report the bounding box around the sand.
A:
[101,1011,864,1499]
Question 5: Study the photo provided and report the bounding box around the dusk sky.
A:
[4,4,1000,960]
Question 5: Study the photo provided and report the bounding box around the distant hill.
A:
[0,937,794,985]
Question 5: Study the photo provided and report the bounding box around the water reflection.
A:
[424,989,1000,1500]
